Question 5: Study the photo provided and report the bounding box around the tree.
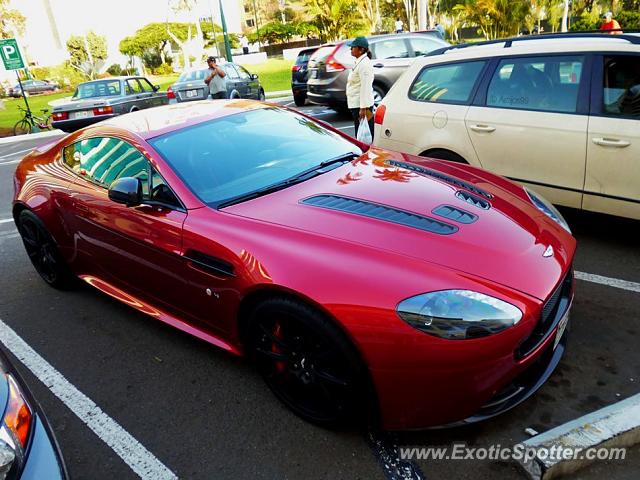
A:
[66,32,107,79]
[0,0,25,39]
[304,0,367,42]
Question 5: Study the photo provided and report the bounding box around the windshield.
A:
[149,107,361,207]
[73,80,121,99]
[178,69,208,82]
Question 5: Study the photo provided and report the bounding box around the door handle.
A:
[592,137,630,148]
[470,124,496,133]
[373,63,384,68]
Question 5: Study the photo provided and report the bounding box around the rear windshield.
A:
[73,80,121,99]
[296,49,317,64]
[309,46,337,64]
[149,107,361,206]
[178,69,209,82]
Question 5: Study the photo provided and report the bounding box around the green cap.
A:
[348,37,369,49]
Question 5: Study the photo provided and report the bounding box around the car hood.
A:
[223,149,575,301]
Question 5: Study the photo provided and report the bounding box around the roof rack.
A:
[427,30,640,56]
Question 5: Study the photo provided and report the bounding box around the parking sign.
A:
[0,38,25,71]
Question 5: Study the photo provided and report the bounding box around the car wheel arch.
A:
[236,286,380,424]
[419,148,469,164]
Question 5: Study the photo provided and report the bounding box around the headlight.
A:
[525,187,571,233]
[397,290,522,340]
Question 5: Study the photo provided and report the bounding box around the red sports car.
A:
[12,101,575,430]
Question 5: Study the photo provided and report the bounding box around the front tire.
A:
[294,94,306,107]
[17,210,75,289]
[247,297,368,427]
[258,89,266,101]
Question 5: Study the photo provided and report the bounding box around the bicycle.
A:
[13,105,53,136]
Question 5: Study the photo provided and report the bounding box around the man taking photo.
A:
[205,56,227,99]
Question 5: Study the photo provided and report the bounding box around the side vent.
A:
[301,195,458,235]
[386,159,493,199]
[432,205,478,224]
[185,250,235,277]
[455,190,491,210]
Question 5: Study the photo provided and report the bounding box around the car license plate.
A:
[186,89,199,98]
[72,110,90,119]
[553,310,570,350]
[310,70,318,79]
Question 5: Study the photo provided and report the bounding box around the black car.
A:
[291,47,319,107]
[168,63,265,103]
[0,348,67,479]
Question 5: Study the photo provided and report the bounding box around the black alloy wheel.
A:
[248,297,368,427]
[17,210,74,289]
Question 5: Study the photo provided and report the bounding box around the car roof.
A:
[418,33,640,64]
[100,99,266,139]
[78,76,144,85]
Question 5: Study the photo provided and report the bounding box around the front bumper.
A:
[52,114,117,132]
[366,271,574,430]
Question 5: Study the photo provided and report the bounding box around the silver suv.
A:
[306,32,448,111]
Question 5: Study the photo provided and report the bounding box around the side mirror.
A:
[153,84,160,92]
[250,73,258,80]
[108,177,142,206]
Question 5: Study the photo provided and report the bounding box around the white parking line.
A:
[0,159,21,166]
[0,219,14,224]
[0,317,178,480]
[0,147,34,160]
[575,271,640,294]
[336,125,353,130]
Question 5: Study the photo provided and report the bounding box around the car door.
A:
[63,136,193,318]
[222,64,242,97]
[126,78,151,110]
[139,77,167,108]
[584,53,640,219]
[369,38,413,86]
[236,65,258,98]
[465,54,590,209]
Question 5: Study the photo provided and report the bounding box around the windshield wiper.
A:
[216,152,358,209]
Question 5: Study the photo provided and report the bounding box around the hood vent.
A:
[301,195,458,235]
[387,160,493,199]
[455,190,491,210]
[432,205,478,224]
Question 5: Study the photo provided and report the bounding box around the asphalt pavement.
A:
[0,100,638,480]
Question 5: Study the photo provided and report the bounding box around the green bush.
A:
[618,11,640,29]
[152,63,174,75]
[106,64,123,76]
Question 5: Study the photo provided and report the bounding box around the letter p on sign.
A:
[0,39,25,70]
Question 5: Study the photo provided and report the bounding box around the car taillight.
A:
[167,87,175,99]
[374,104,386,125]
[93,106,113,116]
[291,65,301,72]
[326,58,345,72]
[51,111,68,121]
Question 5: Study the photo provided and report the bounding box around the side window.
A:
[150,167,181,207]
[602,55,640,118]
[410,37,443,57]
[126,79,143,94]
[63,137,150,197]
[224,65,240,80]
[139,78,155,92]
[409,61,486,104]
[487,55,584,113]
[371,39,410,59]
[235,65,251,80]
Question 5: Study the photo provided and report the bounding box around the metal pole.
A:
[16,71,33,124]
[218,0,233,62]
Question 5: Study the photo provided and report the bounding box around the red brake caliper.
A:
[272,322,286,373]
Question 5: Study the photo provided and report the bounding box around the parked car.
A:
[50,76,168,132]
[291,46,320,106]
[0,348,68,479]
[13,100,575,430]
[306,32,448,111]
[373,32,640,220]
[168,63,265,103]
[9,79,58,97]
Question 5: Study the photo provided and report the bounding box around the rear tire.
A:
[259,89,266,101]
[372,84,387,111]
[17,210,75,289]
[247,297,369,427]
[294,95,306,107]
[13,119,31,136]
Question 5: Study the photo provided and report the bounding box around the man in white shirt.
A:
[345,37,375,141]
[395,18,404,34]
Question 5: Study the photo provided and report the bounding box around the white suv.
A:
[373,33,640,220]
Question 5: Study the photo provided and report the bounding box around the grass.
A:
[237,58,294,93]
[0,60,292,136]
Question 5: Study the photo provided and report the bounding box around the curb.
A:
[0,129,64,146]
[515,393,640,479]
[265,90,291,99]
